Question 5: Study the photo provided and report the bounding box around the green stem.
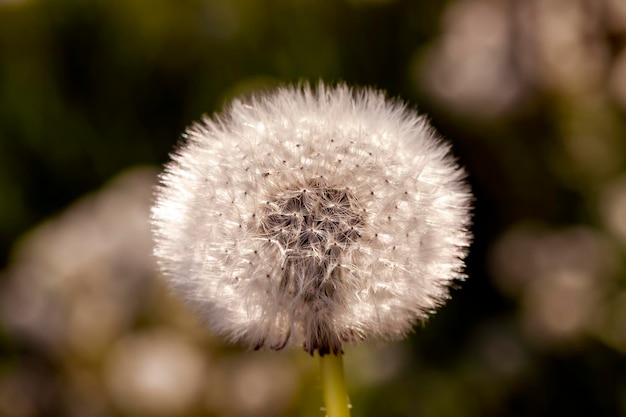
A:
[319,353,351,417]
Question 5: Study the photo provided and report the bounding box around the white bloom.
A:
[151,83,472,355]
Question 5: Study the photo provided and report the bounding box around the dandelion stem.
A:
[319,352,351,417]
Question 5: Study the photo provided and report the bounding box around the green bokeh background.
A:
[1,0,625,416]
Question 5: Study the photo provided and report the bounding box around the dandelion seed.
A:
[151,83,472,356]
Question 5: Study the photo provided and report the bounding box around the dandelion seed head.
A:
[151,83,472,355]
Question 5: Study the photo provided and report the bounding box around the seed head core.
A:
[257,180,365,354]
[260,180,364,257]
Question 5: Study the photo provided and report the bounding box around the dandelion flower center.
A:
[256,180,366,354]
[259,180,364,257]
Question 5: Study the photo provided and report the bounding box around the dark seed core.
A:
[256,179,365,355]
[259,180,364,255]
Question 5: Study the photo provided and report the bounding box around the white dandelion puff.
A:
[151,83,472,355]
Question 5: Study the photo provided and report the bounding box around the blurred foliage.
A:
[1,0,626,416]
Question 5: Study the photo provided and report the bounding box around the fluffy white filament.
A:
[151,84,472,355]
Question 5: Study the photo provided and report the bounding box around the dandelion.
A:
[151,83,472,416]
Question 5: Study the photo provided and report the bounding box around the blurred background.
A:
[1,0,626,416]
